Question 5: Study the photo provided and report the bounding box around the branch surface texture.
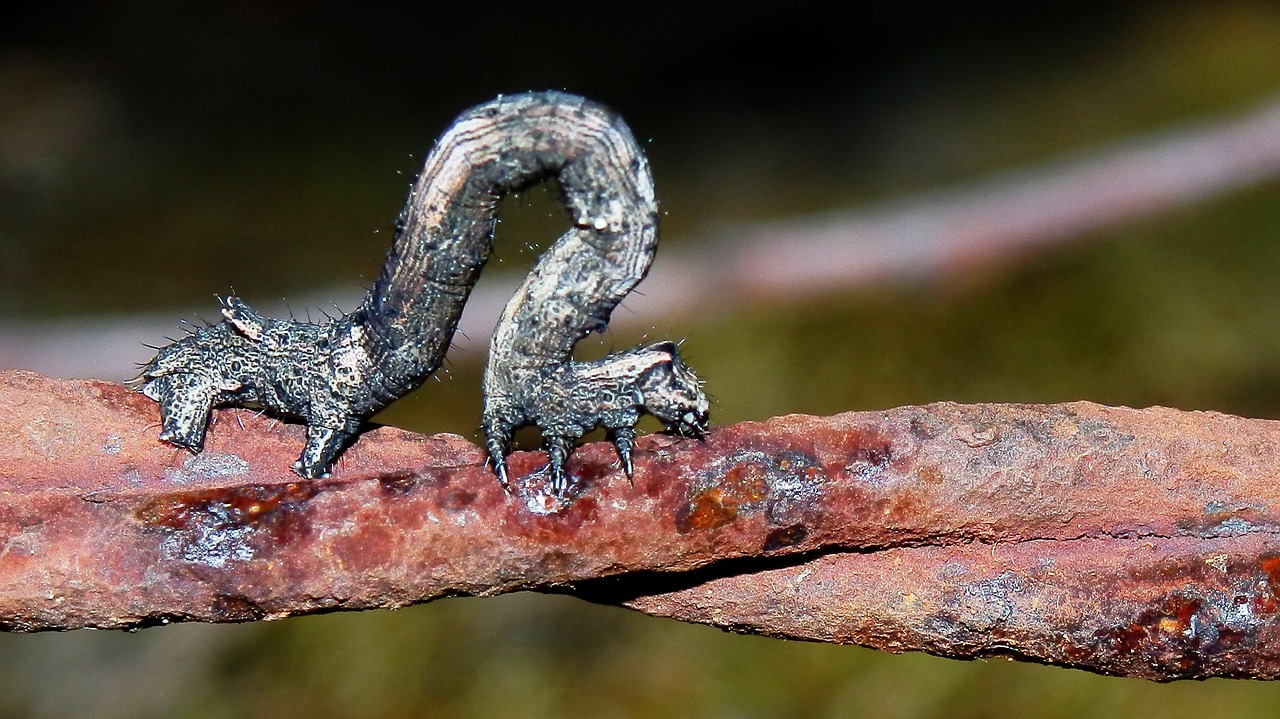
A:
[3,369,1279,681]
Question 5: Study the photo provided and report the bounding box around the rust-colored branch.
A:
[3,370,1280,681]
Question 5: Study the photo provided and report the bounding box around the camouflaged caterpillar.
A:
[135,91,709,496]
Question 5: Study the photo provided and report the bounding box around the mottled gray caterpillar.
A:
[136,91,709,496]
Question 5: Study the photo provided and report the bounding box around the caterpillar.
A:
[136,91,709,496]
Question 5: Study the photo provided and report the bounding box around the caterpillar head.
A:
[635,341,709,438]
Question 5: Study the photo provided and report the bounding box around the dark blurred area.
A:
[5,2,1280,717]
[0,1,1175,316]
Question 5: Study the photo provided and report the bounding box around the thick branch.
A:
[3,369,1280,680]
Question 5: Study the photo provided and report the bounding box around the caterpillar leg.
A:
[294,420,359,478]
[543,435,576,496]
[140,373,218,453]
[608,426,636,479]
[482,414,515,490]
[482,342,709,499]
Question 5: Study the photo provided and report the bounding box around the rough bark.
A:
[3,369,1280,680]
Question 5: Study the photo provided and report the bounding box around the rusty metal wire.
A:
[3,369,1280,681]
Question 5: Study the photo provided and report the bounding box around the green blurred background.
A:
[5,2,1280,717]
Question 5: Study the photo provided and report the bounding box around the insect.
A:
[135,92,709,496]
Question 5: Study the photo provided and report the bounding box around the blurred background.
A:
[5,1,1280,716]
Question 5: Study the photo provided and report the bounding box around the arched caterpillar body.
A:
[136,91,709,496]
